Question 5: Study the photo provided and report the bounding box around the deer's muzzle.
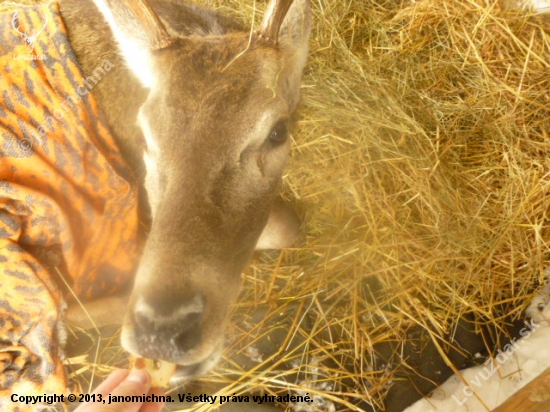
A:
[120,250,243,375]
[130,294,204,361]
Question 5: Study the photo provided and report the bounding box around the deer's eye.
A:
[268,119,289,145]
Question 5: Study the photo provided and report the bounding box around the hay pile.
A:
[209,0,550,410]
[2,0,550,410]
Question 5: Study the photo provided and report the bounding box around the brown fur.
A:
[61,0,310,379]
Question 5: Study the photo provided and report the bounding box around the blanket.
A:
[0,1,139,409]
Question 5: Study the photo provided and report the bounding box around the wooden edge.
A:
[492,367,550,412]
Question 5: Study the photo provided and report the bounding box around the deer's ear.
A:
[277,0,311,111]
[93,0,173,87]
[255,198,301,250]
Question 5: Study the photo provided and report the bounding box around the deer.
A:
[60,0,311,382]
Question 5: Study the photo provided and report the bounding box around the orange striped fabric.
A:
[0,1,139,408]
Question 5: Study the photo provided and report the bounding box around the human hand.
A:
[74,369,165,412]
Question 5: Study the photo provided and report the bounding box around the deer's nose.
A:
[132,295,204,361]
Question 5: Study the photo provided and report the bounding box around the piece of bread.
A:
[129,355,176,388]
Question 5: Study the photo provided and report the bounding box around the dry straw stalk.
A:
[2,0,549,410]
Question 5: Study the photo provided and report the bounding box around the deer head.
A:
[92,0,310,379]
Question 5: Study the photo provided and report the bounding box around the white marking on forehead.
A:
[120,40,153,87]
[93,1,153,87]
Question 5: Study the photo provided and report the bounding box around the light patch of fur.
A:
[134,295,204,328]
[92,0,154,86]
[139,112,161,214]
[256,199,300,249]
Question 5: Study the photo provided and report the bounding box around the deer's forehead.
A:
[142,45,286,139]
[155,37,282,92]
[140,39,286,154]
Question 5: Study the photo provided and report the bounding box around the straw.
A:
[2,0,549,410]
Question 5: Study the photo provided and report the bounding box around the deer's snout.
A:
[129,295,204,361]
[120,224,247,375]
[121,263,241,376]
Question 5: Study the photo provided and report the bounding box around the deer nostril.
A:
[185,311,201,325]
[173,312,202,352]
